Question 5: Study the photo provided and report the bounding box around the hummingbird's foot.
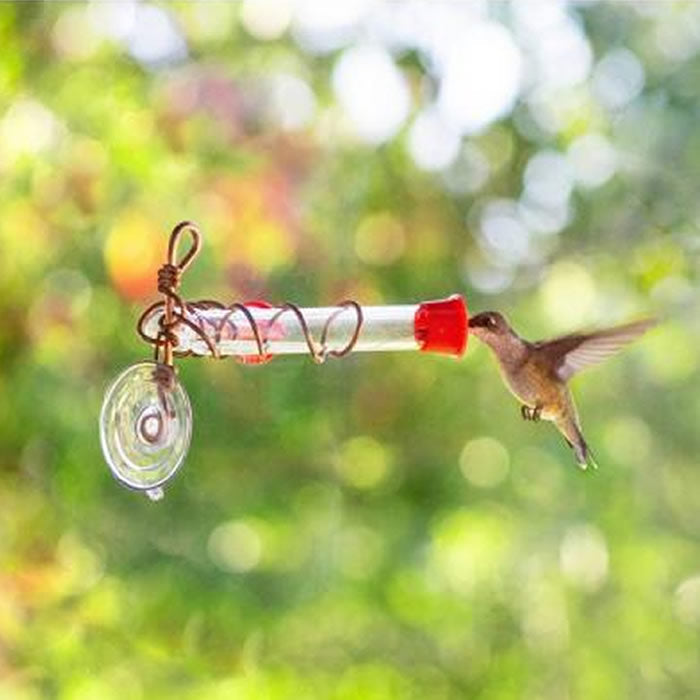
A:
[521,405,543,422]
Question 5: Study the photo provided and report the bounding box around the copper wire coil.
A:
[137,222,364,366]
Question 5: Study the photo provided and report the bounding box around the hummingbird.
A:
[468,312,656,469]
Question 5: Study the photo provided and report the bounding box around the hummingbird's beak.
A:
[468,314,488,328]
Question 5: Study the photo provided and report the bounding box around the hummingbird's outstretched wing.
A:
[535,318,657,382]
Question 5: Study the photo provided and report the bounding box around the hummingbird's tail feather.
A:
[586,447,600,471]
[555,416,596,470]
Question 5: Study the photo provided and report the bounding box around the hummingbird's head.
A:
[468,311,511,346]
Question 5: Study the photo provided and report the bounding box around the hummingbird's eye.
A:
[486,316,497,328]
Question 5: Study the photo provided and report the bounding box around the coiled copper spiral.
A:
[136,222,364,366]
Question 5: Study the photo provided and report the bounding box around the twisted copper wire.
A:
[143,221,216,366]
[137,222,364,366]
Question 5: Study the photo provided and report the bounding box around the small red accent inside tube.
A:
[414,295,469,357]
[235,300,275,365]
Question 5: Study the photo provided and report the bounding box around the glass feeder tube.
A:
[137,295,468,359]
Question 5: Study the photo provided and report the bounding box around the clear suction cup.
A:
[99,361,191,499]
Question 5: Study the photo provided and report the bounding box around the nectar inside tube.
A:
[140,295,469,361]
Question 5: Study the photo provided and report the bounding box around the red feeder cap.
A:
[414,295,469,357]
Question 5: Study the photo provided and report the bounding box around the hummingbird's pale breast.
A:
[495,354,569,421]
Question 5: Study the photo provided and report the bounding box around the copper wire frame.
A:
[136,221,364,370]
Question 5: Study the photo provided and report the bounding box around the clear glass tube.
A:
[140,303,420,358]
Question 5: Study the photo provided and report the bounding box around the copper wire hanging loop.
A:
[137,221,364,366]
[152,221,218,367]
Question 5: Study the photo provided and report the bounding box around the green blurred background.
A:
[1,1,700,697]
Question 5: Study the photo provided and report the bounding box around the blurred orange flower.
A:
[104,210,162,301]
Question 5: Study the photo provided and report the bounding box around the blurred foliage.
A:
[1,2,700,698]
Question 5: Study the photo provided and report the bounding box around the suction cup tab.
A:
[99,361,192,500]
